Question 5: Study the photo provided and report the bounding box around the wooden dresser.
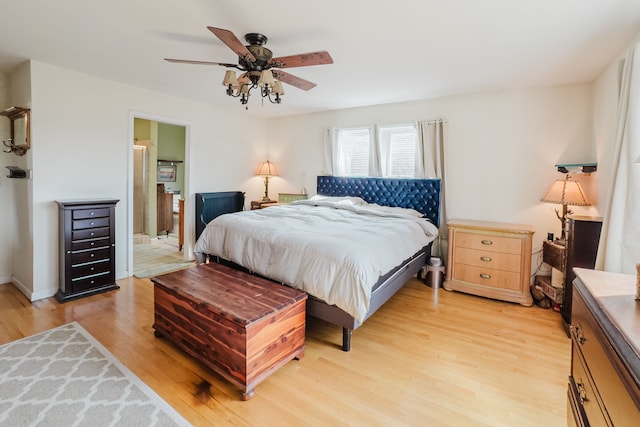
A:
[444,219,534,306]
[569,268,640,426]
[156,184,174,236]
[55,199,119,302]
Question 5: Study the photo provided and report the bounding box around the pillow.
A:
[306,195,367,205]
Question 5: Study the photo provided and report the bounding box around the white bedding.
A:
[193,197,438,323]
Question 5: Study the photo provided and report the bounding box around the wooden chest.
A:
[151,263,307,400]
[444,219,534,306]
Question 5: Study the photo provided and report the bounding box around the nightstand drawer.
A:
[542,240,566,271]
[454,247,522,272]
[455,232,522,254]
[452,264,521,291]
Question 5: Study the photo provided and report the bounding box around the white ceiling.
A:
[1,0,640,118]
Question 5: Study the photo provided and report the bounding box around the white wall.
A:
[268,83,599,272]
[0,71,12,284]
[2,62,32,293]
[17,61,268,300]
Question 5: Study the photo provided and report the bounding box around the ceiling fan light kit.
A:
[166,26,332,108]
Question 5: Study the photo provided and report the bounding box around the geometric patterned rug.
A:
[0,322,191,426]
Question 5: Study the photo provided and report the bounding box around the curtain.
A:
[368,125,382,177]
[323,126,338,175]
[417,119,449,259]
[595,42,640,274]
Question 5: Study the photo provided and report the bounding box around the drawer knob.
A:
[573,325,586,345]
[480,256,492,262]
[90,212,95,216]
[576,381,587,405]
[479,273,491,279]
[90,222,95,226]
[481,240,493,245]
[90,254,95,258]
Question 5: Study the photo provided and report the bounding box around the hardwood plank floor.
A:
[0,277,570,427]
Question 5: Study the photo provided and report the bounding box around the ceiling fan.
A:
[165,27,334,106]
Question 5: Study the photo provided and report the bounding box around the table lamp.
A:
[255,160,279,201]
[540,175,590,241]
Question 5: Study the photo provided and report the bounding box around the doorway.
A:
[130,116,194,278]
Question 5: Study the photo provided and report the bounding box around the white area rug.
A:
[0,322,191,427]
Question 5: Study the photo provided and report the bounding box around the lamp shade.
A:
[255,160,279,177]
[258,70,275,88]
[222,70,239,88]
[540,176,590,206]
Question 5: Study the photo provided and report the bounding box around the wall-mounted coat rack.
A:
[1,106,30,156]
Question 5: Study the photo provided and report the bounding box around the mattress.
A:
[194,196,439,322]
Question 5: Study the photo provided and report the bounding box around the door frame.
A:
[127,111,192,277]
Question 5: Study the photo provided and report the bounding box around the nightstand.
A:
[250,200,279,210]
[444,219,534,306]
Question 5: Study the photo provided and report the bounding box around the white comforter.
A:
[193,197,438,323]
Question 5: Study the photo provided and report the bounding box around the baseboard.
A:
[11,276,56,302]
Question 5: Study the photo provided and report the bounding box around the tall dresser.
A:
[562,216,602,333]
[444,219,534,306]
[56,199,119,303]
[569,268,640,426]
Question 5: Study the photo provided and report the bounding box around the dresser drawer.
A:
[572,290,640,426]
[72,227,110,241]
[570,342,610,426]
[70,248,111,266]
[453,247,521,272]
[70,260,112,280]
[71,237,110,251]
[455,232,522,254]
[72,207,110,220]
[452,264,521,291]
[73,217,110,230]
[71,271,114,293]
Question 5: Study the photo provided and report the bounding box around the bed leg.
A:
[342,327,352,352]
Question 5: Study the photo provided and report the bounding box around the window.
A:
[334,123,419,177]
[379,124,418,177]
[336,127,371,177]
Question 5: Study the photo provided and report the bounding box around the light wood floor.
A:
[0,277,570,427]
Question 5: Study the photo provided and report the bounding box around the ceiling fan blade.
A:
[270,51,333,68]
[207,26,256,62]
[164,58,237,67]
[272,70,317,91]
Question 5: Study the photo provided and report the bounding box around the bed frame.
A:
[313,176,440,351]
[194,177,441,351]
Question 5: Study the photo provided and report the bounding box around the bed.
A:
[194,176,441,351]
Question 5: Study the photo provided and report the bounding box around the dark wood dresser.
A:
[543,215,602,335]
[56,199,119,302]
[568,268,640,426]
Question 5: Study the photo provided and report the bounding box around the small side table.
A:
[251,200,279,210]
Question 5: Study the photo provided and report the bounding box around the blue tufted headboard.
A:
[316,176,441,226]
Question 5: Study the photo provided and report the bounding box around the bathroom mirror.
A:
[1,106,30,156]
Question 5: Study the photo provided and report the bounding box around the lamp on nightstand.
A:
[255,160,279,202]
[540,174,591,241]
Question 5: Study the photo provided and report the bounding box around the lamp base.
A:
[261,197,273,202]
